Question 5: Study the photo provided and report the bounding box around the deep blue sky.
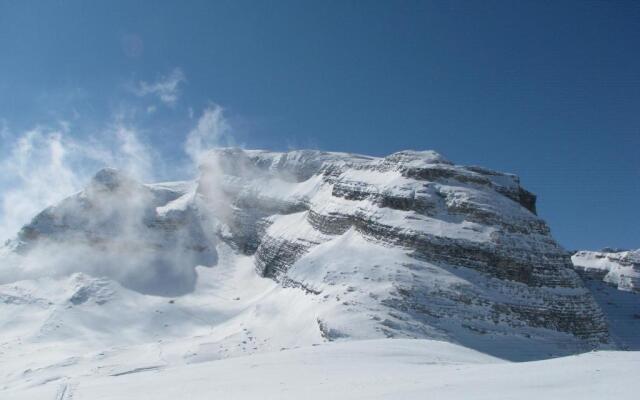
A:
[0,0,638,250]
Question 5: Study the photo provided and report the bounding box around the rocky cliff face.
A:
[3,148,612,359]
[196,148,610,355]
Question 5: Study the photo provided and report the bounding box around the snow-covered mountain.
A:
[1,148,636,398]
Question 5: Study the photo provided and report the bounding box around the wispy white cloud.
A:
[112,121,155,182]
[0,119,9,140]
[185,104,232,164]
[0,67,243,244]
[121,33,144,58]
[0,126,84,242]
[0,119,157,243]
[133,68,186,106]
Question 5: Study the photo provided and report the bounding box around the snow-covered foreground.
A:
[2,339,637,400]
[2,248,636,399]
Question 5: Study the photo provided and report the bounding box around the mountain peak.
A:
[385,150,452,166]
[90,168,137,192]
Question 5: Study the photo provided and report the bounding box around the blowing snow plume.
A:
[0,106,232,295]
[0,120,156,244]
[2,168,216,295]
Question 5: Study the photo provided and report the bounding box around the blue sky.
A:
[0,0,638,250]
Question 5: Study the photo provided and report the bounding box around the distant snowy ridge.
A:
[572,249,640,292]
[569,249,639,351]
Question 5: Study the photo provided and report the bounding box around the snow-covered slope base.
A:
[3,339,637,400]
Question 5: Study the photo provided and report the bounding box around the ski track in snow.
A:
[1,339,637,400]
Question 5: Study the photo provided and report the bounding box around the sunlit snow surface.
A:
[2,337,637,399]
[1,245,637,399]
